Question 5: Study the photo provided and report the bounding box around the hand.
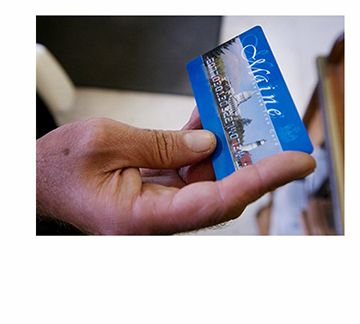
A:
[36,108,316,235]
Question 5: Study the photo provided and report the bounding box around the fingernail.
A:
[185,131,215,153]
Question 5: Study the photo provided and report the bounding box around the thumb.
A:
[129,128,217,169]
[100,119,217,170]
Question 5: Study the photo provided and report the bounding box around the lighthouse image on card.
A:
[187,26,313,180]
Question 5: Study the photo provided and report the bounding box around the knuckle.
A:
[79,118,112,156]
[152,130,175,167]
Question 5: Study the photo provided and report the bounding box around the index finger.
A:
[182,106,203,131]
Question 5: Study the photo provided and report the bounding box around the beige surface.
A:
[53,87,196,130]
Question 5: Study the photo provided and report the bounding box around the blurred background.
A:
[36,16,344,235]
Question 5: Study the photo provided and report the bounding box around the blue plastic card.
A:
[187,25,313,180]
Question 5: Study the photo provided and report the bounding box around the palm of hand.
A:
[88,158,220,235]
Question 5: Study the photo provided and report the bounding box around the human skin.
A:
[36,107,316,235]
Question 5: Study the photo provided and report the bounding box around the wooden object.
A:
[302,34,344,234]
